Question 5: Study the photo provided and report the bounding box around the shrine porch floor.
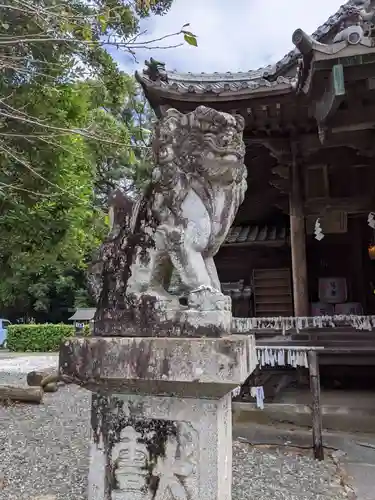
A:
[274,388,375,407]
[234,388,375,433]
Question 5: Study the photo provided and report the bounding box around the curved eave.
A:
[298,39,375,94]
[269,0,358,78]
[136,73,294,111]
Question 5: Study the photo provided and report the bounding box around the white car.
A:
[0,319,11,348]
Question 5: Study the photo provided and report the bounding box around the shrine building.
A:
[136,0,375,377]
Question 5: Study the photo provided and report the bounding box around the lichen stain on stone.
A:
[59,340,75,377]
[91,394,109,446]
[116,338,153,379]
[144,419,178,498]
[216,338,239,363]
[91,395,178,498]
[161,350,170,378]
[92,185,159,338]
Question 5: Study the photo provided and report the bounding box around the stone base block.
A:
[94,297,232,338]
[89,392,232,500]
[59,335,256,398]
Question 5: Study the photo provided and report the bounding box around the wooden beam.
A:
[304,196,374,215]
[330,105,375,130]
[289,142,309,316]
[299,130,375,155]
[223,240,288,248]
[331,122,375,134]
[275,197,375,216]
[249,129,375,160]
[272,165,290,179]
[270,178,289,194]
[245,137,291,161]
[305,150,372,168]
[308,351,324,461]
[314,64,346,125]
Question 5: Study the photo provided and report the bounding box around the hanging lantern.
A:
[369,245,375,260]
[368,224,375,260]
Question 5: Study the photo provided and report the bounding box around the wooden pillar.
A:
[289,142,309,316]
[352,217,366,311]
[308,350,324,460]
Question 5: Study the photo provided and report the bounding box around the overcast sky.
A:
[116,0,347,74]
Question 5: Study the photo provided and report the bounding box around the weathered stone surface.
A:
[58,104,255,500]
[92,299,233,338]
[92,105,247,337]
[59,335,256,398]
[89,392,233,500]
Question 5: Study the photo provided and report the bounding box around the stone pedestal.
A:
[59,335,256,500]
[60,103,255,500]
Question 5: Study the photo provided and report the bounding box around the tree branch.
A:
[0,141,83,201]
[0,181,58,198]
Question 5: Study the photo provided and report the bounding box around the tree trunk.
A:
[27,369,54,387]
[0,385,43,403]
[27,370,73,391]
[43,383,58,393]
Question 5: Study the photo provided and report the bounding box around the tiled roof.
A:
[224,225,288,246]
[136,1,357,96]
[267,0,358,78]
[68,308,96,321]
[137,70,294,96]
[221,280,252,298]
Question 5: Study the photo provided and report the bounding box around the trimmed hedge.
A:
[7,324,76,352]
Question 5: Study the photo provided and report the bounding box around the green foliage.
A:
[135,0,174,17]
[0,0,191,321]
[0,78,155,318]
[0,81,112,317]
[7,324,75,352]
[0,1,159,320]
[182,29,198,47]
[83,323,92,336]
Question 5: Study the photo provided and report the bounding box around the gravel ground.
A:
[0,355,58,373]
[0,373,90,500]
[232,442,348,500]
[0,373,349,500]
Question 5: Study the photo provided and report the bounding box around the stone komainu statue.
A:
[92,105,247,336]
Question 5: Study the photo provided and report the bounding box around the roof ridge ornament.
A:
[142,57,168,83]
[135,1,367,99]
[270,0,370,78]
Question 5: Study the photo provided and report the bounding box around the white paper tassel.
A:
[232,386,241,398]
[303,351,308,368]
[246,315,375,332]
[257,347,313,368]
[251,386,265,409]
[314,218,325,240]
[277,349,284,365]
[368,212,375,229]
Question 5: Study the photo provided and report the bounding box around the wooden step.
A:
[254,269,290,279]
[256,296,294,304]
[255,289,292,297]
[253,267,293,318]
[256,306,294,313]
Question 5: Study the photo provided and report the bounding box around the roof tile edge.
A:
[135,0,357,93]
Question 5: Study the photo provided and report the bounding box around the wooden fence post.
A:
[308,350,324,460]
